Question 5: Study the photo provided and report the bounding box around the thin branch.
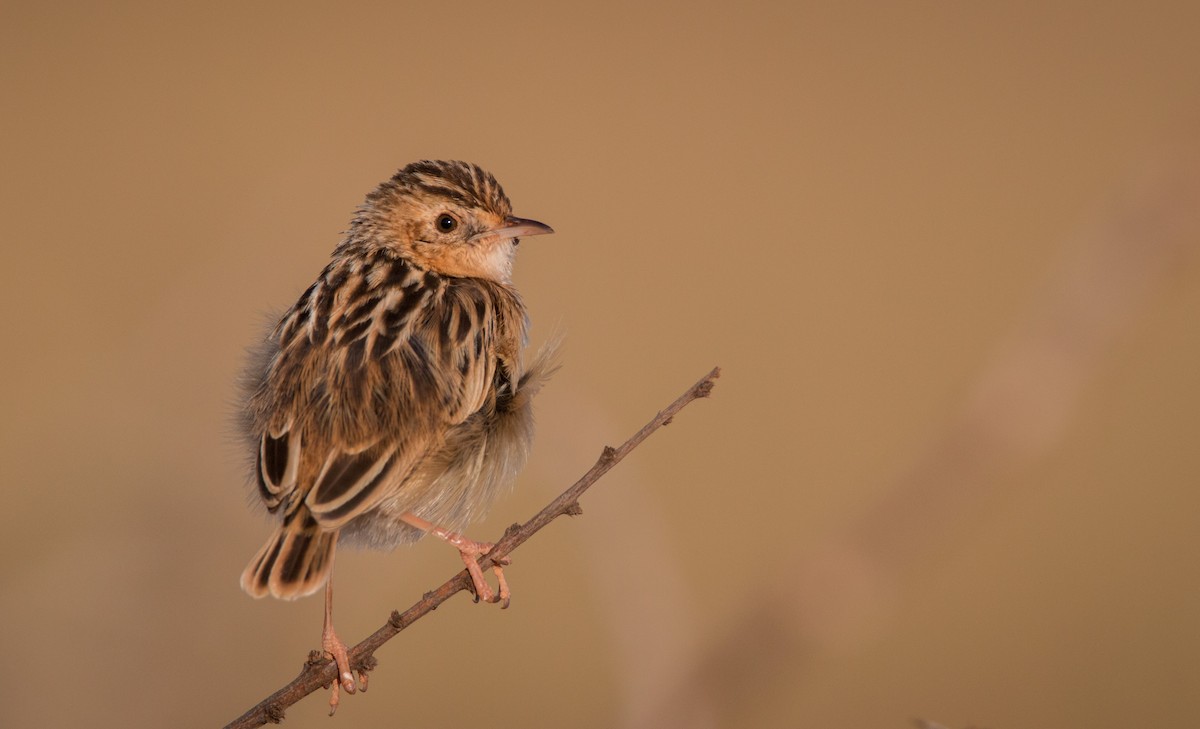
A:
[223,366,721,729]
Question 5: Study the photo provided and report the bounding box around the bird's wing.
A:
[253,420,410,529]
[255,274,508,530]
[303,439,403,526]
[254,425,299,513]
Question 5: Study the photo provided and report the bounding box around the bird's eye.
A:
[436,214,458,233]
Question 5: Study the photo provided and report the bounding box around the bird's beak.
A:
[471,216,554,245]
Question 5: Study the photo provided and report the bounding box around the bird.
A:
[237,160,556,713]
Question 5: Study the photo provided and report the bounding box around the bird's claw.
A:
[458,541,512,608]
[322,627,367,715]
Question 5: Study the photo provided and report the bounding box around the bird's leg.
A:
[321,536,366,715]
[399,512,511,608]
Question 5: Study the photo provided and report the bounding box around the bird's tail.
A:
[240,512,336,600]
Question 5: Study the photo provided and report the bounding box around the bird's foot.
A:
[321,624,367,715]
[397,512,513,608]
[453,538,512,608]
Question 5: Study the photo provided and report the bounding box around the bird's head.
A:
[345,160,553,283]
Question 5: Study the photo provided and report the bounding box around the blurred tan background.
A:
[3,2,1200,727]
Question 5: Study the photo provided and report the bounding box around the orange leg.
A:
[321,535,367,715]
[399,512,511,608]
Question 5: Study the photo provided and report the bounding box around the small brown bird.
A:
[238,160,556,711]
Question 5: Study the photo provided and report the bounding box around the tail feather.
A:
[240,516,336,600]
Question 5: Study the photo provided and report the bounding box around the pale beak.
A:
[470,216,554,245]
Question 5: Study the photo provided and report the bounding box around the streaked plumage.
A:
[237,160,555,710]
